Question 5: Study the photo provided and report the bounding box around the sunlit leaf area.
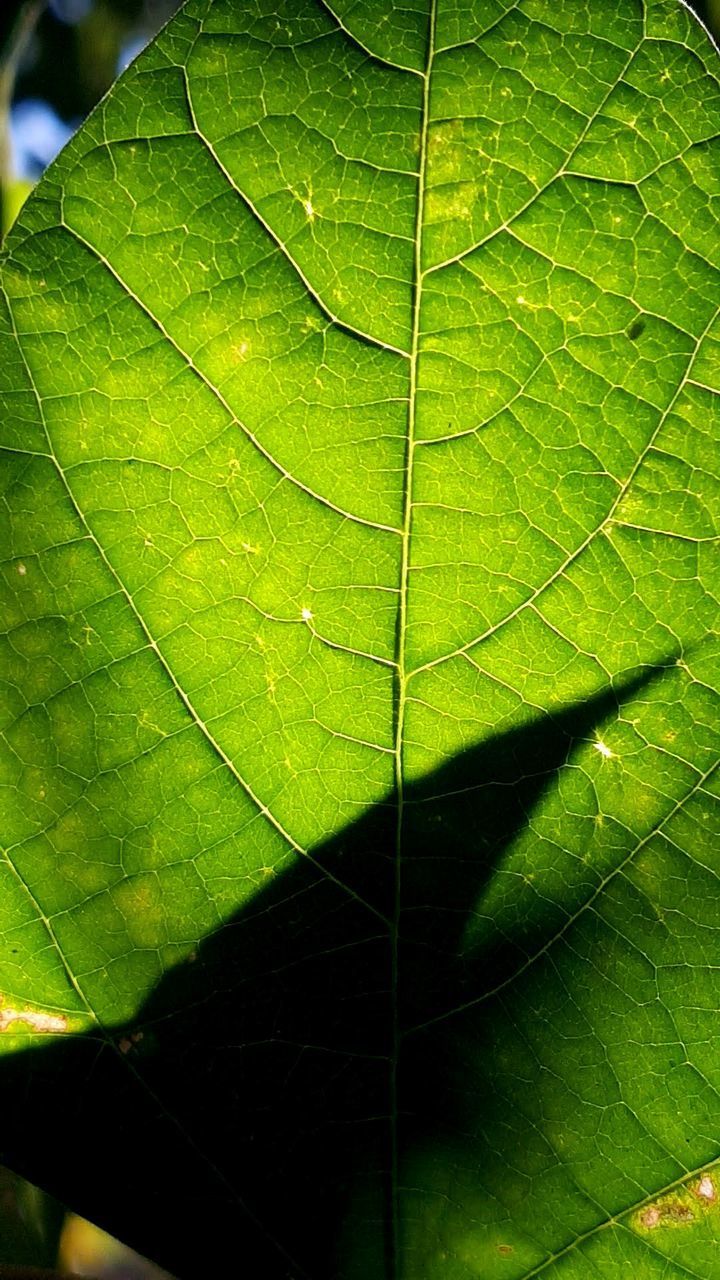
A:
[1,1,719,1277]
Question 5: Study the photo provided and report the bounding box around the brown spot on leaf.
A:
[639,1197,696,1231]
[663,1201,694,1223]
[119,1030,144,1054]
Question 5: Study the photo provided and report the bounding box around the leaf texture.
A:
[1,1,719,1276]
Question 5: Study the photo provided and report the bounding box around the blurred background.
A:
[0,0,718,1274]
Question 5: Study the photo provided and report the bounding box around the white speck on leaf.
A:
[16,563,26,576]
[594,740,613,759]
[301,606,313,622]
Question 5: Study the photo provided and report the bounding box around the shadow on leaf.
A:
[2,664,665,1279]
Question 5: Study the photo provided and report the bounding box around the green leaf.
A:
[1,1,719,1277]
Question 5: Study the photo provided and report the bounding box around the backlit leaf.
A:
[1,1,719,1276]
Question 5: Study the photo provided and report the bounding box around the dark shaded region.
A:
[2,667,664,1279]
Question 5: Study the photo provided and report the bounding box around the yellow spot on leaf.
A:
[635,1177,715,1234]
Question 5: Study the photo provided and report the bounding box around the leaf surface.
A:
[1,1,719,1276]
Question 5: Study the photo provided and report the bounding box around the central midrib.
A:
[390,0,437,1271]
